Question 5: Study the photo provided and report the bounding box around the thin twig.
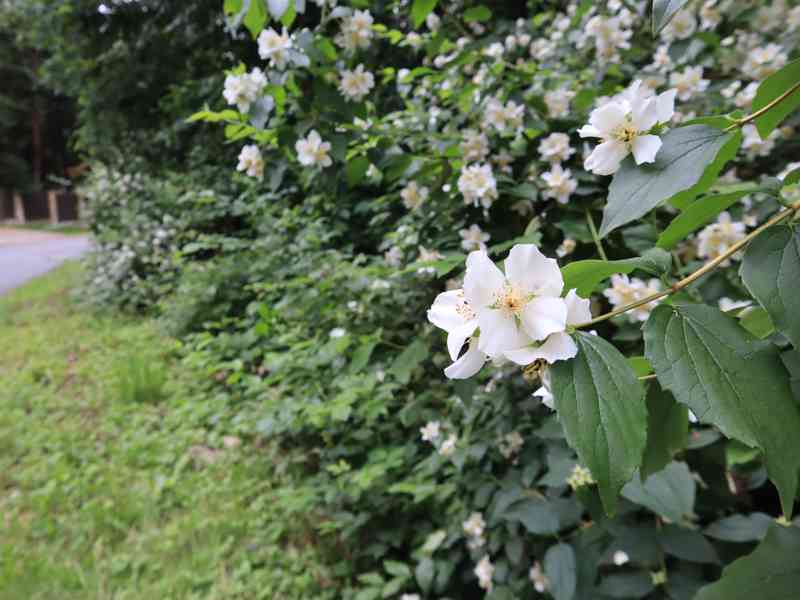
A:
[725,81,800,131]
[638,374,658,381]
[585,209,608,261]
[573,202,800,329]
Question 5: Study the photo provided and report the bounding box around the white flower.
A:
[474,556,494,591]
[613,550,630,566]
[651,44,673,72]
[339,64,375,101]
[670,66,709,101]
[420,421,441,443]
[400,595,421,600]
[461,130,490,162]
[586,15,632,64]
[499,431,524,459]
[603,274,662,323]
[427,289,482,378]
[744,43,788,81]
[458,164,498,209]
[329,328,347,339]
[483,98,525,132]
[222,68,267,113]
[544,88,575,118]
[660,10,697,41]
[556,238,576,258]
[541,164,577,205]
[439,433,457,457]
[257,27,292,69]
[460,224,490,252]
[579,80,676,175]
[734,82,759,108]
[700,0,722,30]
[336,9,374,52]
[463,512,486,540]
[538,132,575,163]
[426,12,440,31]
[567,464,595,490]
[530,561,549,593]
[384,246,403,267]
[696,212,746,266]
[236,145,264,180]
[742,124,778,158]
[401,181,429,210]
[296,130,333,168]
[463,245,570,361]
[533,368,554,409]
[719,297,751,312]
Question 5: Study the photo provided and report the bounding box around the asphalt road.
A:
[0,230,92,295]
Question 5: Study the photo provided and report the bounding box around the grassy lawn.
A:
[4,221,89,235]
[0,263,332,600]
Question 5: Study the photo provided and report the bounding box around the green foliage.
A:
[561,248,671,297]
[651,0,690,35]
[641,385,688,479]
[657,190,750,250]
[741,224,800,349]
[550,332,647,513]
[644,304,800,517]
[115,353,167,404]
[752,58,800,139]
[600,125,739,237]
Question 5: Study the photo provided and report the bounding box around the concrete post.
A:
[13,191,25,224]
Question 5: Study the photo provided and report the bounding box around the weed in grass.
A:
[115,353,167,404]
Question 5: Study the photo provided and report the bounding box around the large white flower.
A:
[579,80,676,175]
[504,289,591,367]
[257,27,292,69]
[236,144,264,180]
[296,130,333,168]
[464,245,568,359]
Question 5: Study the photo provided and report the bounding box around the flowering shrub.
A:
[83,0,800,597]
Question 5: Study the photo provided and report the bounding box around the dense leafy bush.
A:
[80,0,800,598]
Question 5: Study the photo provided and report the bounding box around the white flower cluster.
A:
[603,274,662,323]
[295,130,333,169]
[222,68,267,113]
[462,512,486,549]
[427,244,591,380]
[419,421,458,458]
[335,9,374,52]
[696,211,747,266]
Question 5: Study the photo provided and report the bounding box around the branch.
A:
[573,202,800,329]
[726,81,800,131]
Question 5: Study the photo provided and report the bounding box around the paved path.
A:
[0,228,92,295]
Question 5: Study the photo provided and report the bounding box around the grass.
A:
[0,263,334,600]
[4,221,89,235]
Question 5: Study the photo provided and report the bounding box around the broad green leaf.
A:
[600,125,739,237]
[389,340,429,384]
[346,156,370,187]
[740,225,800,348]
[641,386,688,479]
[659,524,719,563]
[628,356,653,377]
[752,58,800,139]
[657,191,749,250]
[738,307,776,340]
[544,543,577,600]
[463,5,491,22]
[644,304,800,516]
[622,461,695,523]
[244,0,268,38]
[694,525,800,600]
[704,513,773,542]
[652,0,690,34]
[783,167,800,187]
[550,332,647,514]
[561,248,671,297]
[598,572,654,598]
[503,498,560,535]
[415,558,435,594]
[411,0,438,28]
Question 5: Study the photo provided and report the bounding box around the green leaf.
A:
[463,5,491,22]
[415,558,435,595]
[738,307,776,340]
[389,340,429,384]
[346,156,370,187]
[694,525,800,600]
[657,191,749,250]
[550,332,647,514]
[659,524,719,563]
[622,461,695,523]
[641,386,688,479]
[783,167,800,187]
[543,543,577,600]
[244,0,268,38]
[600,125,740,238]
[411,0,438,28]
[740,225,800,348]
[751,58,800,139]
[597,572,654,598]
[561,248,671,297]
[644,304,800,516]
[384,560,412,579]
[503,498,560,535]
[628,356,653,377]
[704,513,773,542]
[652,0,690,34]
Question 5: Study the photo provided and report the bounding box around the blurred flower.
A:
[459,224,490,251]
[296,130,333,168]
[339,64,375,101]
[401,181,429,210]
[458,164,498,209]
[236,144,264,180]
[474,556,494,591]
[420,421,441,442]
[603,274,662,322]
[257,27,292,69]
[696,212,746,266]
[223,68,266,113]
[541,164,577,205]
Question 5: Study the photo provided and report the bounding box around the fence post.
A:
[48,189,59,225]
[13,191,25,224]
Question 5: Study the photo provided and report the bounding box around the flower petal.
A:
[477,309,529,357]
[631,134,662,165]
[464,250,506,309]
[656,89,676,123]
[447,321,479,361]
[505,244,564,297]
[444,339,487,379]
[427,290,467,332]
[584,140,629,175]
[534,384,555,409]
[564,289,592,326]
[520,296,568,341]
[588,102,628,135]
[630,96,658,132]
[504,332,577,365]
[577,124,601,139]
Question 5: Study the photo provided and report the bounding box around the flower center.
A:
[495,285,527,316]
[614,123,638,144]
